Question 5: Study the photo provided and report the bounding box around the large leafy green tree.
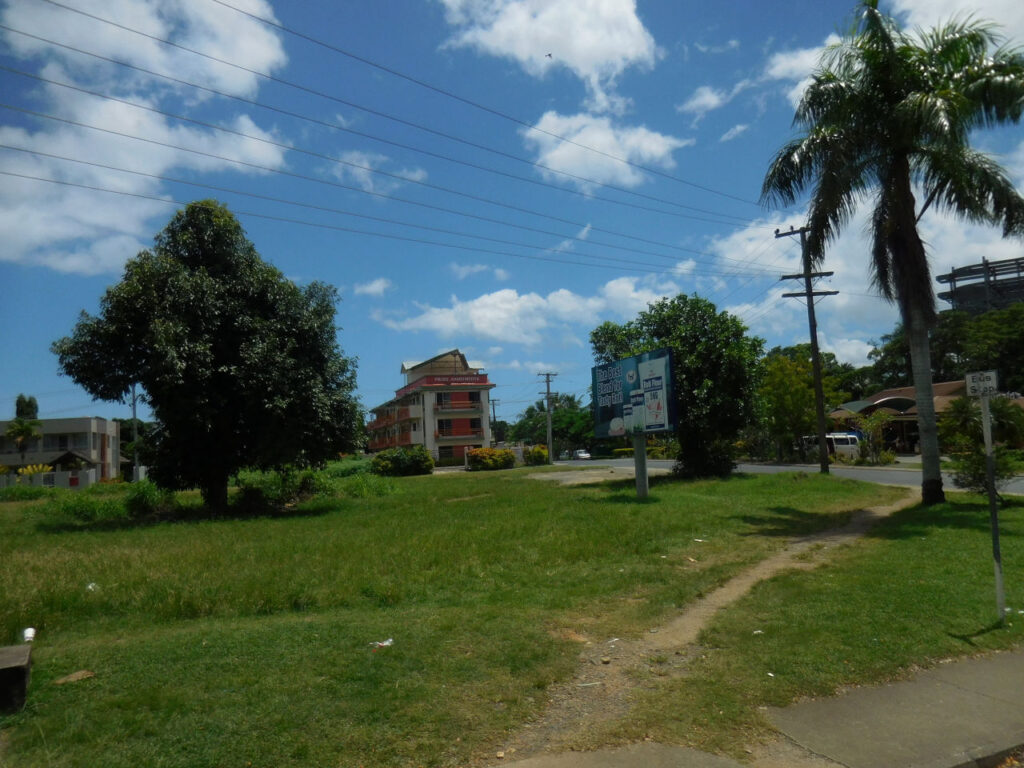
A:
[762,0,1024,504]
[53,200,362,511]
[508,394,592,454]
[591,294,763,477]
[15,394,39,419]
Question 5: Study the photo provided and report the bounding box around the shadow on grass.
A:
[864,498,1024,541]
[948,619,1009,648]
[33,495,344,534]
[731,506,852,537]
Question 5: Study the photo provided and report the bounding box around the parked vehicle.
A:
[572,449,591,460]
[802,433,861,460]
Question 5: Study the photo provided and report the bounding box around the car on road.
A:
[572,449,591,460]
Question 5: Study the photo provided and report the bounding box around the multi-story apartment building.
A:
[0,417,120,480]
[367,350,495,462]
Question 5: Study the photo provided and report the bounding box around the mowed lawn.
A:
[0,470,927,767]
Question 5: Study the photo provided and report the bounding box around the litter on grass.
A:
[370,638,394,651]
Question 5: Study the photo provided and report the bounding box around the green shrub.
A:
[233,468,337,514]
[124,480,175,519]
[467,447,515,471]
[613,447,634,458]
[524,445,549,466]
[0,483,55,502]
[370,445,434,476]
[340,473,396,498]
[50,492,126,523]
[323,457,371,478]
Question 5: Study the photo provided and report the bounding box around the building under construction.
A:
[936,255,1024,314]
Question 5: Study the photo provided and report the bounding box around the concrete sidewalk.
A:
[768,649,1024,768]
[502,648,1024,768]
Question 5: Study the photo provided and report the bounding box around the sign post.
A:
[593,350,674,499]
[966,370,1005,625]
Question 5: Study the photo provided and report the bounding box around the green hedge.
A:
[371,445,435,476]
[524,445,548,466]
[467,447,515,471]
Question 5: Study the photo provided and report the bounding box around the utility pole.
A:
[777,225,838,475]
[489,398,500,446]
[539,372,557,463]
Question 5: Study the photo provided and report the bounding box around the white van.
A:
[802,433,860,460]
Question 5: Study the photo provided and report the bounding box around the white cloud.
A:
[438,0,660,114]
[676,79,753,124]
[523,112,691,190]
[0,0,288,275]
[719,124,749,142]
[889,0,1024,45]
[354,278,394,296]
[331,151,428,195]
[760,34,842,108]
[1,0,286,98]
[695,39,739,54]
[449,262,510,280]
[375,274,679,345]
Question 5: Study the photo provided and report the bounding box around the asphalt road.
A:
[556,458,1024,496]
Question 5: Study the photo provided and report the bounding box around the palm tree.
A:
[761,0,1024,504]
[5,417,43,466]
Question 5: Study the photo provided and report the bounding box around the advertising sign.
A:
[592,349,674,439]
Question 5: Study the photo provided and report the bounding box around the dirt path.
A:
[482,485,917,766]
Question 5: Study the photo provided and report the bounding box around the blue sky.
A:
[1,0,1023,425]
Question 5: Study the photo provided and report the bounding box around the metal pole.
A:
[980,395,1006,624]
[633,433,649,498]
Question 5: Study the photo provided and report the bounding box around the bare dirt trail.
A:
[480,481,917,766]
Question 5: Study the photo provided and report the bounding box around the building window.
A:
[470,418,482,431]
[437,418,452,435]
[412,422,419,432]
[438,446,454,459]
[468,391,481,403]
[436,393,451,407]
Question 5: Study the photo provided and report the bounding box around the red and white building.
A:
[366,349,496,461]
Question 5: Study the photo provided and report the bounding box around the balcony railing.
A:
[433,401,482,413]
[368,432,418,451]
[434,429,484,441]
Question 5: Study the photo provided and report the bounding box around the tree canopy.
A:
[15,394,38,419]
[52,200,362,510]
[761,0,1024,503]
[508,394,593,455]
[591,294,763,477]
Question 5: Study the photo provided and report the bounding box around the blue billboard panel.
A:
[592,348,674,439]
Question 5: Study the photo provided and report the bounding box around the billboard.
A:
[592,348,674,439]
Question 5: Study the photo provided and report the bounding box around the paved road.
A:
[556,458,1024,495]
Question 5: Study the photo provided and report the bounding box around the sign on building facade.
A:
[592,349,674,439]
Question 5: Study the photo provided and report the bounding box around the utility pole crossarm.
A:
[776,225,837,475]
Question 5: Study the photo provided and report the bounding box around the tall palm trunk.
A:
[905,303,945,504]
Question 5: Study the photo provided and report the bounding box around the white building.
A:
[0,417,120,481]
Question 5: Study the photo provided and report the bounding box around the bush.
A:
[613,447,634,458]
[524,445,548,466]
[370,446,434,476]
[233,467,337,514]
[467,447,515,471]
[49,492,126,523]
[124,480,175,519]
[948,444,1020,496]
[0,483,54,502]
[340,473,396,498]
[323,457,372,478]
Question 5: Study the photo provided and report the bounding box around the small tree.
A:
[591,294,763,477]
[52,200,362,512]
[939,396,1024,496]
[854,410,894,465]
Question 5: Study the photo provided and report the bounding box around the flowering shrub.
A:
[371,445,434,476]
[467,447,515,471]
[524,445,548,466]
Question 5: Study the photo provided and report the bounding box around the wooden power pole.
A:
[777,225,838,475]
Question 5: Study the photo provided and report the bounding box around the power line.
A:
[26,3,762,220]
[207,0,763,208]
[0,34,759,230]
[0,105,781,277]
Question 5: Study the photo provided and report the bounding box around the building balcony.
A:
[433,401,482,414]
[434,429,484,441]
[368,432,419,452]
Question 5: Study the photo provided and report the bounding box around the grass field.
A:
[1,468,1018,767]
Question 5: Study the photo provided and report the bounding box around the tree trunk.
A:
[905,303,945,505]
[201,475,229,514]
